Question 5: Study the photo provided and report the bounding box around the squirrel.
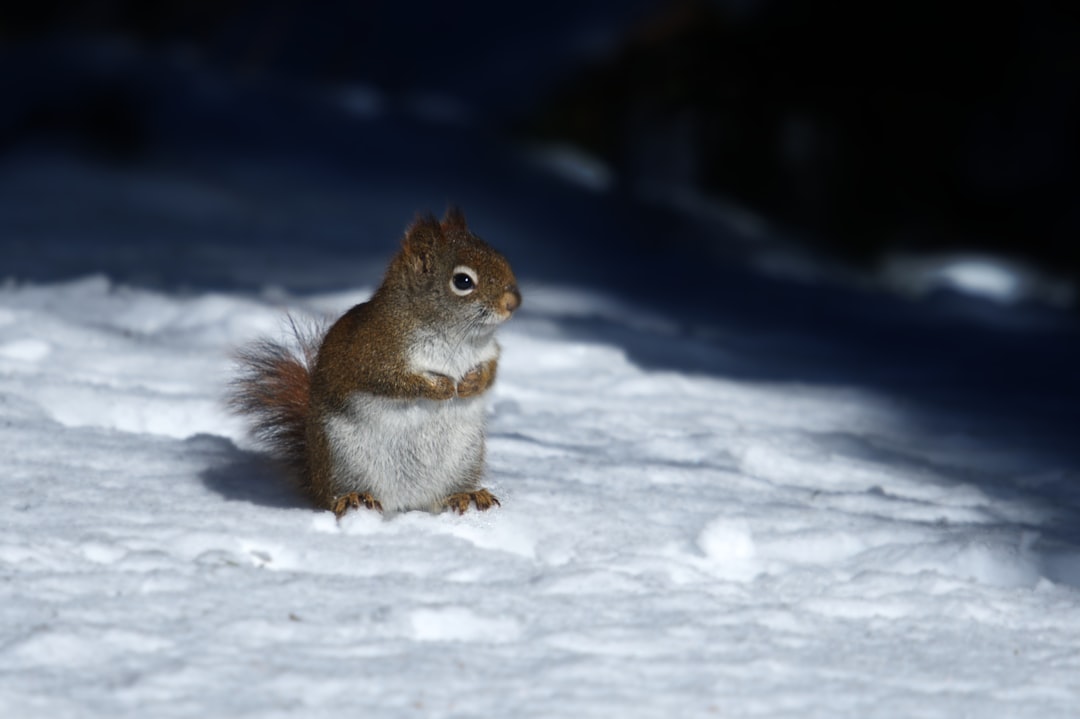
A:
[229,208,520,518]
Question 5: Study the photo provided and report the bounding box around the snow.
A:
[3,52,1080,716]
[881,253,1076,308]
[2,261,1080,717]
[525,144,615,193]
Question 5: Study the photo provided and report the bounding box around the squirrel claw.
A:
[332,492,383,518]
[442,489,501,515]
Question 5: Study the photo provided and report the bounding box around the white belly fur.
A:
[323,392,487,513]
[324,331,497,512]
[409,329,499,379]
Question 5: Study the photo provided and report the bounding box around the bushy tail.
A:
[228,317,323,485]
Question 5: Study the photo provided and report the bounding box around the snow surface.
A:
[3,47,1080,717]
[2,265,1080,717]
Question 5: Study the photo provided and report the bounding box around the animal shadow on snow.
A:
[196,435,306,510]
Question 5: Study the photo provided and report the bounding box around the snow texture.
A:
[4,268,1080,717]
[3,64,1080,719]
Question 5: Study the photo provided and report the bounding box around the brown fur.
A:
[228,317,322,492]
[230,209,520,515]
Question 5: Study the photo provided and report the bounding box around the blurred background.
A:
[2,0,1077,308]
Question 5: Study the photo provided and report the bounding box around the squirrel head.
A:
[384,208,520,337]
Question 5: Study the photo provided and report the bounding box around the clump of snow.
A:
[410,606,522,643]
[525,143,615,192]
[696,517,759,581]
[882,253,1076,308]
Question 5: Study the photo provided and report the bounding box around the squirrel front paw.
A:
[442,488,501,515]
[332,492,383,518]
[422,373,457,401]
[455,367,486,399]
[456,364,492,398]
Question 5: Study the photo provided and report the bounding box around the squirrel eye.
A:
[450,266,478,296]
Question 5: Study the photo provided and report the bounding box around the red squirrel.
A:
[230,208,521,517]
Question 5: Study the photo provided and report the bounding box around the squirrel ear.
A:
[442,206,467,231]
[401,213,441,274]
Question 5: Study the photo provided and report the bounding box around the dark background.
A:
[2,0,1078,289]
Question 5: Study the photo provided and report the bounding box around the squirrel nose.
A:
[501,285,521,315]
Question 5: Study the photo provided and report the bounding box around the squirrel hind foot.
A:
[332,492,383,519]
[442,489,501,515]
